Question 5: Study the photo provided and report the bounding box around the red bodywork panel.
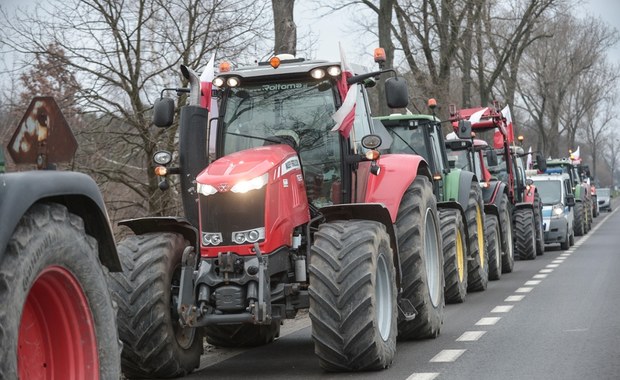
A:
[196,145,309,257]
[364,154,427,222]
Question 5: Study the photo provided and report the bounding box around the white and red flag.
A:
[200,53,219,155]
[331,43,357,138]
[200,53,216,110]
[526,146,532,169]
[500,105,515,144]
[468,107,488,124]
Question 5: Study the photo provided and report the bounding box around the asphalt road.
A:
[185,204,620,380]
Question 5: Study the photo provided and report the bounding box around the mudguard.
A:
[119,216,199,250]
[514,202,534,211]
[364,153,432,222]
[0,171,121,271]
[482,180,505,205]
[444,169,477,207]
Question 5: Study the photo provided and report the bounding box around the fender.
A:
[444,169,477,208]
[364,153,432,222]
[0,171,121,271]
[514,202,534,211]
[320,203,401,289]
[482,180,504,204]
[119,216,199,250]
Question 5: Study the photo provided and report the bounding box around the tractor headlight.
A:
[231,173,268,193]
[197,183,218,196]
[231,228,265,244]
[202,232,223,246]
[551,203,564,218]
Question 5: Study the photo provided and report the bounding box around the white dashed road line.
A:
[491,305,514,313]
[456,331,487,341]
[406,373,440,380]
[476,317,501,326]
[430,349,466,362]
[525,280,541,286]
[515,287,533,293]
[533,274,548,279]
[505,295,525,302]
[540,268,554,273]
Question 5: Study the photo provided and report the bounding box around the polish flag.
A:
[570,146,581,163]
[526,146,532,169]
[500,105,515,144]
[331,43,357,138]
[200,53,216,110]
[468,107,488,124]
[200,53,218,155]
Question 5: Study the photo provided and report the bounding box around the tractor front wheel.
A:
[486,215,502,281]
[0,203,121,380]
[534,192,545,256]
[466,183,488,291]
[498,193,515,273]
[514,208,537,260]
[309,220,397,371]
[108,232,203,378]
[439,208,467,304]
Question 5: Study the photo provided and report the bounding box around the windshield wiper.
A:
[390,130,420,155]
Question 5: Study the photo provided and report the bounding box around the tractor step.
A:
[398,298,417,321]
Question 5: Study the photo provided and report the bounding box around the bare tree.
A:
[1,0,269,221]
[517,13,618,157]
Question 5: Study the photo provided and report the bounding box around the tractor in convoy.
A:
[107,50,445,376]
[577,163,598,218]
[0,97,121,379]
[544,158,592,236]
[448,104,545,261]
[375,102,490,305]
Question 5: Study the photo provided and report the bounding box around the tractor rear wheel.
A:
[205,321,280,348]
[498,194,515,273]
[534,192,545,256]
[309,220,397,371]
[486,215,502,281]
[0,203,121,380]
[108,233,203,378]
[466,183,488,292]
[514,208,537,260]
[395,176,444,339]
[439,208,467,304]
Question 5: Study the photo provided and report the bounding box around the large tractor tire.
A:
[309,220,397,371]
[394,176,444,340]
[514,208,537,260]
[498,194,515,273]
[205,321,280,348]
[573,202,585,237]
[0,203,121,380]
[439,208,467,304]
[466,183,488,292]
[486,215,502,281]
[533,192,545,256]
[108,233,203,378]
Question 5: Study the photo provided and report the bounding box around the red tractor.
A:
[449,104,545,261]
[108,52,445,376]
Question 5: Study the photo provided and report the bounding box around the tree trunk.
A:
[377,0,395,115]
[272,0,296,56]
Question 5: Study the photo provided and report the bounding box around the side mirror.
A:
[456,120,472,139]
[536,153,546,173]
[385,77,409,109]
[153,97,175,128]
[486,149,498,167]
[566,194,575,207]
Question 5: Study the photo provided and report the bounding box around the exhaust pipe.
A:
[178,65,208,228]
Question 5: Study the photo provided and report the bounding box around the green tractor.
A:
[375,102,489,304]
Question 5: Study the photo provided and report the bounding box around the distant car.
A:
[531,173,575,250]
[597,187,612,212]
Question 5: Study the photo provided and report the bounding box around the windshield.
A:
[447,149,471,171]
[220,79,341,207]
[533,180,562,205]
[221,80,337,155]
[485,150,508,182]
[386,125,429,160]
[598,188,611,197]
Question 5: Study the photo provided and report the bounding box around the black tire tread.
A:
[514,208,536,260]
[466,183,488,291]
[486,215,502,281]
[439,208,467,304]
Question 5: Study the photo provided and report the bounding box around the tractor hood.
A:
[196,144,298,187]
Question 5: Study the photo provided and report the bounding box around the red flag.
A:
[501,105,514,143]
[331,43,356,138]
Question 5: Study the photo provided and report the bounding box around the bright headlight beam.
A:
[231,173,268,193]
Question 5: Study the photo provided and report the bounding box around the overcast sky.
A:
[296,0,620,67]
